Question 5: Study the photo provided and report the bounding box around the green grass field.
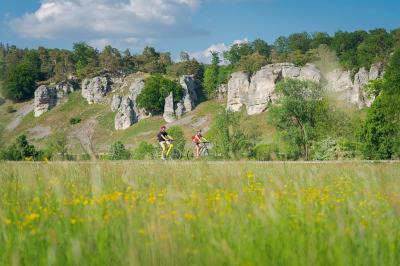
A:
[1,161,399,265]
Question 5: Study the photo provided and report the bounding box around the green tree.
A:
[72,42,99,77]
[357,28,394,68]
[269,79,329,160]
[109,141,131,160]
[132,142,156,160]
[209,110,251,159]
[361,49,400,159]
[223,43,253,65]
[203,52,220,97]
[288,32,312,52]
[252,39,271,58]
[235,53,268,74]
[274,36,289,54]
[310,32,332,49]
[2,61,40,101]
[0,135,41,161]
[136,75,183,114]
[47,131,68,160]
[168,126,186,155]
[99,45,122,73]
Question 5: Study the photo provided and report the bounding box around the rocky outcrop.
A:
[34,81,74,117]
[115,97,136,130]
[226,62,383,115]
[179,75,198,113]
[325,63,384,108]
[227,72,250,112]
[217,84,228,100]
[111,95,122,112]
[227,63,320,115]
[82,77,110,104]
[163,92,176,123]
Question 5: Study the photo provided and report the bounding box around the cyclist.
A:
[192,129,208,158]
[158,126,174,160]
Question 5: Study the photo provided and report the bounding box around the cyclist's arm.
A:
[201,136,208,142]
[167,134,174,141]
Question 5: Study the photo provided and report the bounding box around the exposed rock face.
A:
[227,63,321,115]
[325,63,384,108]
[217,84,228,100]
[128,79,150,121]
[82,77,110,104]
[227,72,250,112]
[34,82,74,117]
[115,97,136,130]
[111,95,122,112]
[163,92,176,123]
[179,75,198,113]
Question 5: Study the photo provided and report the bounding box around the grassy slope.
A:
[1,92,279,154]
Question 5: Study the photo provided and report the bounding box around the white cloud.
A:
[189,38,249,64]
[9,0,204,49]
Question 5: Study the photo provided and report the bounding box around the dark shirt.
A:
[158,132,168,142]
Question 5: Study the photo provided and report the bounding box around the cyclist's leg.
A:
[166,141,174,156]
[196,143,200,158]
[159,142,167,159]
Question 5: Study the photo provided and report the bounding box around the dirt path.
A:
[5,103,34,131]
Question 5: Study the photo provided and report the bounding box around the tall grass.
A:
[0,161,399,265]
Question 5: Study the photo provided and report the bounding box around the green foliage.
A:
[136,75,183,114]
[203,64,219,97]
[361,49,400,159]
[2,61,40,101]
[99,45,122,73]
[235,53,269,74]
[209,110,252,159]
[166,58,204,81]
[269,79,329,160]
[167,126,186,155]
[288,32,312,52]
[0,135,42,161]
[310,137,358,161]
[109,141,131,160]
[248,144,279,161]
[72,42,99,78]
[46,131,68,160]
[357,29,394,68]
[132,142,156,160]
[69,117,82,125]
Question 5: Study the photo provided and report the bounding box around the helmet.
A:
[160,126,166,130]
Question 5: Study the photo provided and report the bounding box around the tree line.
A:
[1,28,399,102]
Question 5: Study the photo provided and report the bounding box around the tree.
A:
[357,28,394,68]
[136,75,183,114]
[361,49,400,159]
[109,141,131,160]
[288,32,312,52]
[168,126,186,155]
[2,60,40,101]
[132,142,156,160]
[0,135,41,161]
[72,42,99,77]
[235,53,268,74]
[310,32,332,49]
[180,51,190,62]
[269,79,329,160]
[99,45,122,73]
[274,36,289,54]
[203,52,220,97]
[252,39,271,58]
[209,110,251,159]
[47,131,68,160]
[223,42,253,65]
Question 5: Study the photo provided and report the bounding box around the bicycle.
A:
[187,141,210,159]
[158,140,182,160]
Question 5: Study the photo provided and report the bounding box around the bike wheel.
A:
[202,147,209,157]
[186,150,194,160]
[170,149,182,160]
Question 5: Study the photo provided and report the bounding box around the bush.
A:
[109,141,131,160]
[249,144,279,161]
[46,131,68,160]
[136,75,183,114]
[310,138,358,161]
[168,126,186,155]
[0,135,42,161]
[132,142,156,160]
[6,105,16,113]
[2,61,40,101]
[69,117,82,125]
[209,110,252,159]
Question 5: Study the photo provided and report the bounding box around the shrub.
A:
[132,142,156,160]
[46,131,68,160]
[109,141,131,160]
[0,135,42,161]
[136,75,183,114]
[310,138,358,161]
[167,126,186,155]
[6,105,16,113]
[249,144,279,161]
[69,117,82,125]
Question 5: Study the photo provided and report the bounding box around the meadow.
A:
[0,161,399,266]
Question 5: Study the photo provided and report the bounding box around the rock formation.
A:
[34,81,74,117]
[111,95,122,112]
[227,63,320,115]
[325,63,384,108]
[226,62,383,115]
[179,75,198,113]
[115,97,136,130]
[82,77,110,104]
[163,92,176,123]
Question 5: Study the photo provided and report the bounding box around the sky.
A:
[1,0,399,63]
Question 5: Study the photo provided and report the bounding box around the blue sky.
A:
[1,0,399,62]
